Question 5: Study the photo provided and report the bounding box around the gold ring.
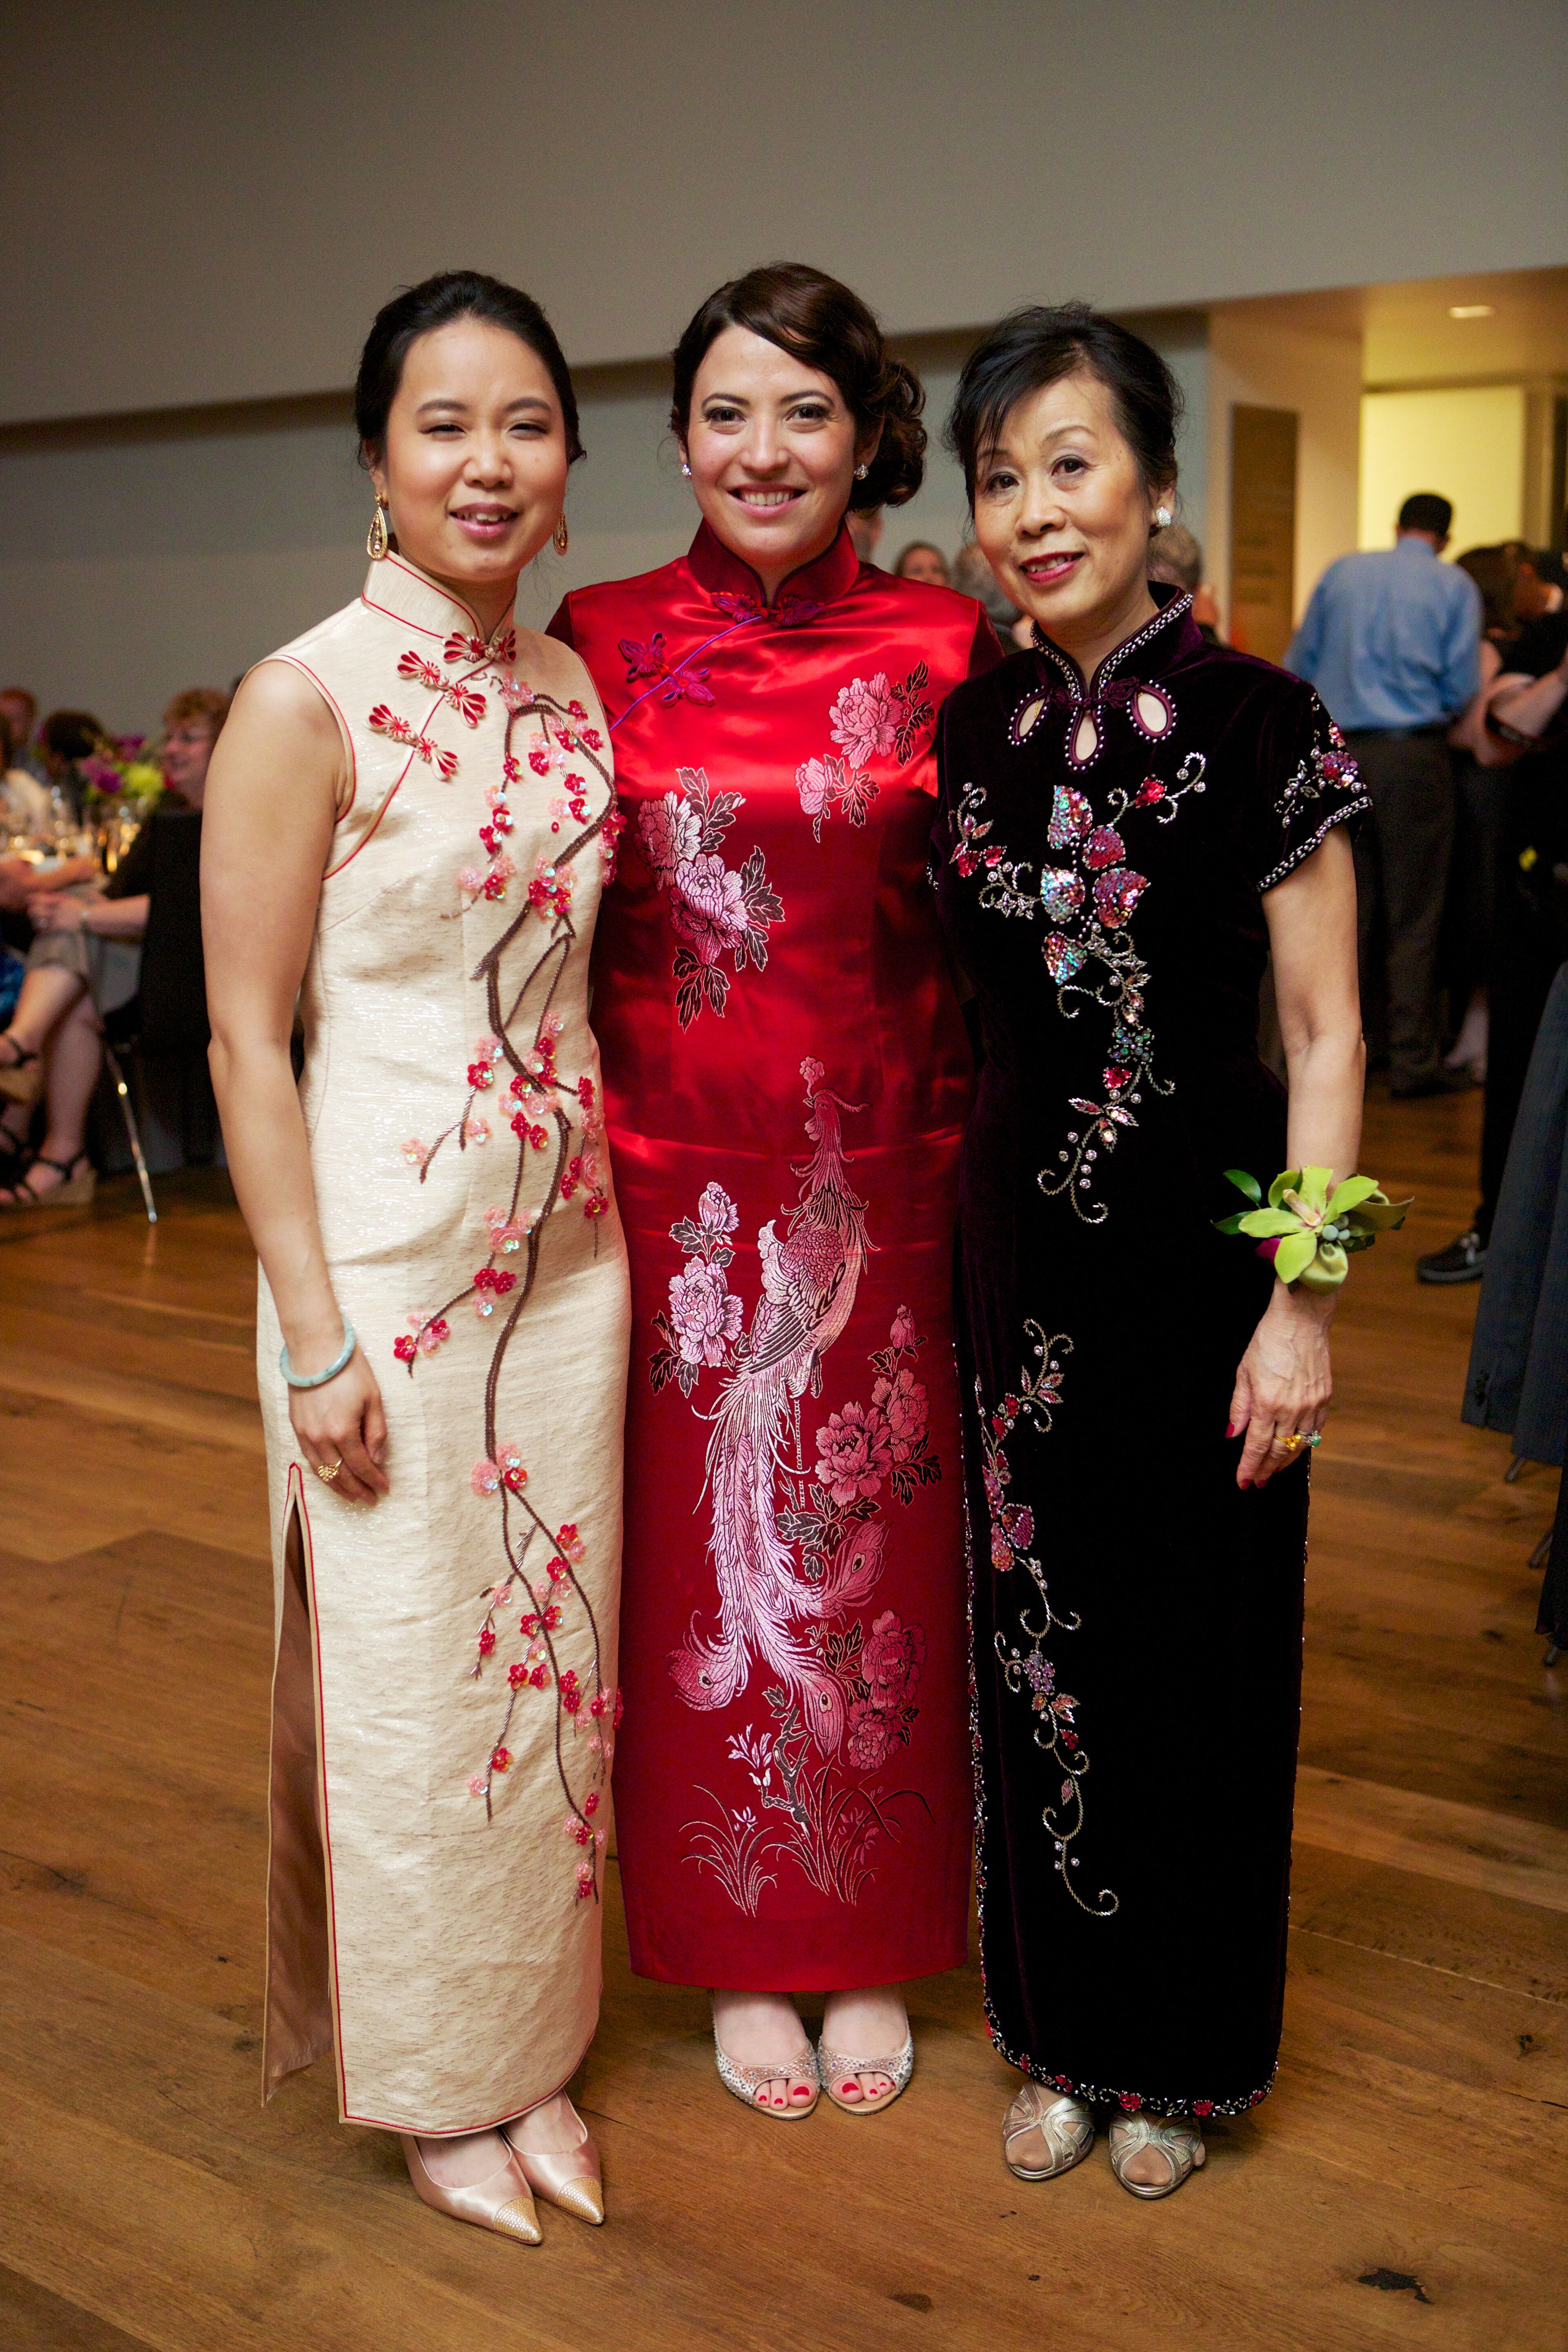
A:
[314,1459,342,1483]
[1278,1432,1304,1452]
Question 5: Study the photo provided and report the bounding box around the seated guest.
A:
[0,710,52,840]
[36,710,105,825]
[0,687,226,1207]
[1147,521,1225,643]
[893,539,951,586]
[0,688,47,785]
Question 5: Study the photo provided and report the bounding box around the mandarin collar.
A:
[359,553,517,657]
[1031,581,1199,695]
[686,518,862,620]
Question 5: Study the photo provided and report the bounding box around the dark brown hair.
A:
[354,271,584,469]
[946,303,1181,508]
[670,263,925,511]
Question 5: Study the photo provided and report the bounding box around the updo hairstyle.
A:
[354,270,584,470]
[945,303,1181,511]
[670,263,925,511]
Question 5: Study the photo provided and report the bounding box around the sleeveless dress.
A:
[932,589,1369,2116]
[550,522,1000,1989]
[255,554,630,2134]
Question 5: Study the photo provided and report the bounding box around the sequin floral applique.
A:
[794,663,936,841]
[979,1322,1116,1919]
[947,755,1204,1223]
[637,765,784,1026]
[648,1061,939,1911]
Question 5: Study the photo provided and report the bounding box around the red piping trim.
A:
[361,552,488,643]
[269,656,359,842]
[284,1461,351,2116]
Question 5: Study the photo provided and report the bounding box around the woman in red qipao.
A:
[550,265,1000,2118]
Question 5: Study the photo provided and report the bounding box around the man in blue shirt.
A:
[1288,493,1482,1097]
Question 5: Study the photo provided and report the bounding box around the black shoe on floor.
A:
[1417,1228,1487,1284]
[1391,1069,1476,1101]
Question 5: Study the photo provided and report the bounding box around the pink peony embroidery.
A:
[669,852,751,961]
[814,1400,894,1503]
[668,1259,743,1368]
[637,790,703,883]
[830,674,901,767]
[698,1180,738,1234]
[871,1364,929,1461]
[862,1609,925,1714]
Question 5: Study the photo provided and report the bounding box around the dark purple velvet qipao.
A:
[932,589,1368,2116]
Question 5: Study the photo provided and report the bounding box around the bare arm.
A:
[203,662,388,1501]
[1229,826,1365,1488]
[1476,649,1568,766]
[1448,638,1501,757]
[27,890,149,938]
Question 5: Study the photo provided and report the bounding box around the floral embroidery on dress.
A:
[1009,598,1190,770]
[619,630,715,707]
[386,650,618,1899]
[1259,710,1368,891]
[947,755,1204,1223]
[979,1323,1116,1919]
[794,663,937,842]
[647,1059,939,1911]
[636,766,784,1026]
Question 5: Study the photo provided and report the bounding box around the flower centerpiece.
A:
[79,733,165,807]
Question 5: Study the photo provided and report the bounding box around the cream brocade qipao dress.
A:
[256,555,630,2134]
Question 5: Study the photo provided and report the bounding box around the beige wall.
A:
[1358,386,1527,552]
[1206,313,1364,635]
[4,0,1566,426]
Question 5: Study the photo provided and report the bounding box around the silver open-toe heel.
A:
[1108,2112,1206,2199]
[710,1997,820,2118]
[1002,2082,1094,2180]
[817,2029,913,2115]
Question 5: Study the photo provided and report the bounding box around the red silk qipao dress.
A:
[551,523,1000,1987]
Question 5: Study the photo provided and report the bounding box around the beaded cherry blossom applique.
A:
[387,643,621,1898]
[978,1323,1116,1920]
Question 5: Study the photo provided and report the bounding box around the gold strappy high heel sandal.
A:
[1108,2112,1206,2199]
[502,2101,605,2225]
[400,2133,542,2242]
[1002,2082,1095,2180]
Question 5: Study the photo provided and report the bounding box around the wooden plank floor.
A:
[1,1089,1564,2352]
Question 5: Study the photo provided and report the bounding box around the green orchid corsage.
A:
[1214,1166,1412,1292]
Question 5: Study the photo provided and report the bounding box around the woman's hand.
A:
[287,1347,390,1504]
[1227,1283,1334,1489]
[28,891,87,932]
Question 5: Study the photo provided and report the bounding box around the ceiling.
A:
[1212,267,1568,388]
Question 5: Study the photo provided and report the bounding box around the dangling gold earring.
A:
[554,514,570,555]
[367,496,391,561]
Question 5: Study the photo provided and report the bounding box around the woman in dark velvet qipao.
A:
[931,308,1370,2199]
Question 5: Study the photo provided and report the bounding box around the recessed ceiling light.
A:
[1448,303,1494,319]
